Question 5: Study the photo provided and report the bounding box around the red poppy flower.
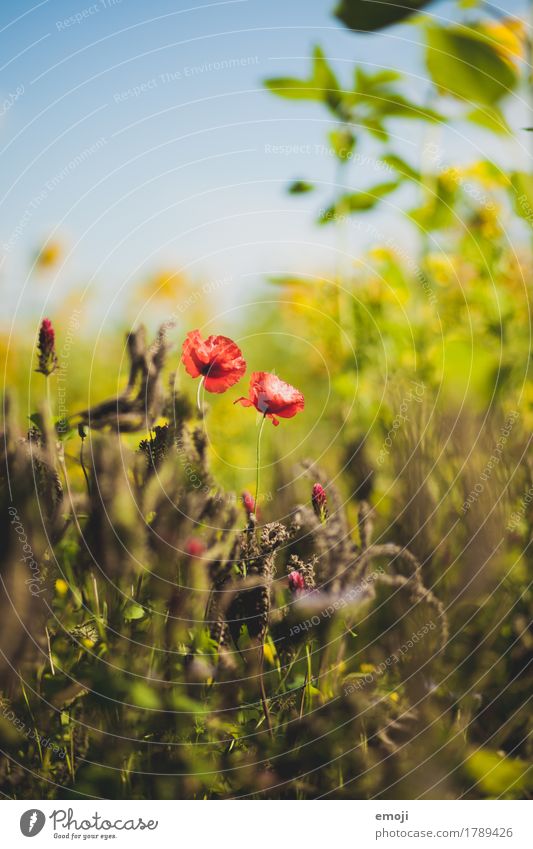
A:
[234,371,304,426]
[181,330,246,393]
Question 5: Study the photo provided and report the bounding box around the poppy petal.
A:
[182,330,206,378]
[204,370,243,393]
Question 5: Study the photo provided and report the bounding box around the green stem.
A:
[80,436,91,496]
[45,375,53,430]
[334,137,351,355]
[196,376,204,414]
[258,644,273,737]
[305,642,313,713]
[254,413,267,518]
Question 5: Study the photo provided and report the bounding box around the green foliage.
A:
[318,180,400,223]
[328,127,356,161]
[265,46,343,115]
[465,750,532,798]
[335,0,433,32]
[425,23,519,106]
[288,179,315,194]
[266,46,442,225]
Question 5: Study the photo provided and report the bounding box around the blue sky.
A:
[0,0,529,327]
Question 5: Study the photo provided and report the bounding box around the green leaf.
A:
[265,46,343,114]
[425,23,518,106]
[335,0,433,33]
[362,117,389,141]
[328,127,356,161]
[123,602,146,621]
[409,173,458,230]
[129,682,160,710]
[288,179,315,194]
[467,105,511,135]
[510,172,533,221]
[318,180,399,223]
[264,77,323,101]
[377,93,442,122]
[310,45,344,114]
[357,69,402,89]
[268,275,315,287]
[265,45,342,114]
[28,412,44,432]
[381,153,420,182]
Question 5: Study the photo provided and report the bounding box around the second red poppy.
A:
[234,371,305,426]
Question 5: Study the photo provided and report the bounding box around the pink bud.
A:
[185,538,205,558]
[288,571,305,593]
[311,483,328,521]
[36,318,58,376]
[242,490,259,519]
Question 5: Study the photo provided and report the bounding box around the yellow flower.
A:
[35,241,62,269]
[140,269,186,303]
[262,642,276,666]
[424,252,454,287]
[368,245,393,263]
[481,19,525,68]
[55,579,68,596]
[440,167,461,191]
[471,205,501,241]
[463,161,507,190]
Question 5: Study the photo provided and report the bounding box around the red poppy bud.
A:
[312,483,328,522]
[36,318,58,376]
[242,490,258,519]
[288,570,305,593]
[185,538,206,558]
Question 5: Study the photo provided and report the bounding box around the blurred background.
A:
[2,0,532,481]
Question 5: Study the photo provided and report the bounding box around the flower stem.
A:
[258,644,273,737]
[80,435,91,497]
[254,413,267,520]
[196,376,204,414]
[44,374,53,430]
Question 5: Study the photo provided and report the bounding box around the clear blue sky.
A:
[0,0,528,326]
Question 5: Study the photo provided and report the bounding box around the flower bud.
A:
[242,490,258,519]
[311,483,328,522]
[185,538,205,558]
[288,570,305,593]
[36,318,58,376]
